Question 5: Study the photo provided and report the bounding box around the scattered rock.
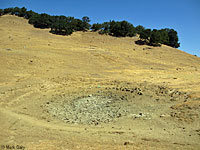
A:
[109,131,124,135]
[47,96,129,125]
[124,141,134,145]
[45,84,190,125]
[143,47,152,50]
[131,113,152,120]
[176,67,183,71]
[141,138,160,142]
[160,114,170,118]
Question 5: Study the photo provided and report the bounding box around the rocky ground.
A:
[45,83,191,126]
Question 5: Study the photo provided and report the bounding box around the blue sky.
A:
[1,0,200,56]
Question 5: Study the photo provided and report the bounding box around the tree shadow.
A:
[135,40,161,47]
[135,40,148,45]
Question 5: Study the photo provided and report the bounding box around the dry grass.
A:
[0,15,200,149]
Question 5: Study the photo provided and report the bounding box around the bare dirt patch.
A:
[47,95,127,125]
[45,83,190,126]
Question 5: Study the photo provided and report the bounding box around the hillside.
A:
[0,15,200,149]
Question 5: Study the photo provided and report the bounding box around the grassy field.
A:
[0,15,200,150]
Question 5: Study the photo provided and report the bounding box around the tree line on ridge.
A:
[0,7,180,48]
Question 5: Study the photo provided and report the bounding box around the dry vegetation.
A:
[0,15,200,150]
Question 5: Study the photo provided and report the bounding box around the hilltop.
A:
[0,15,200,150]
[0,7,180,48]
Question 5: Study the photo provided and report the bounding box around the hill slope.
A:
[0,15,200,149]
